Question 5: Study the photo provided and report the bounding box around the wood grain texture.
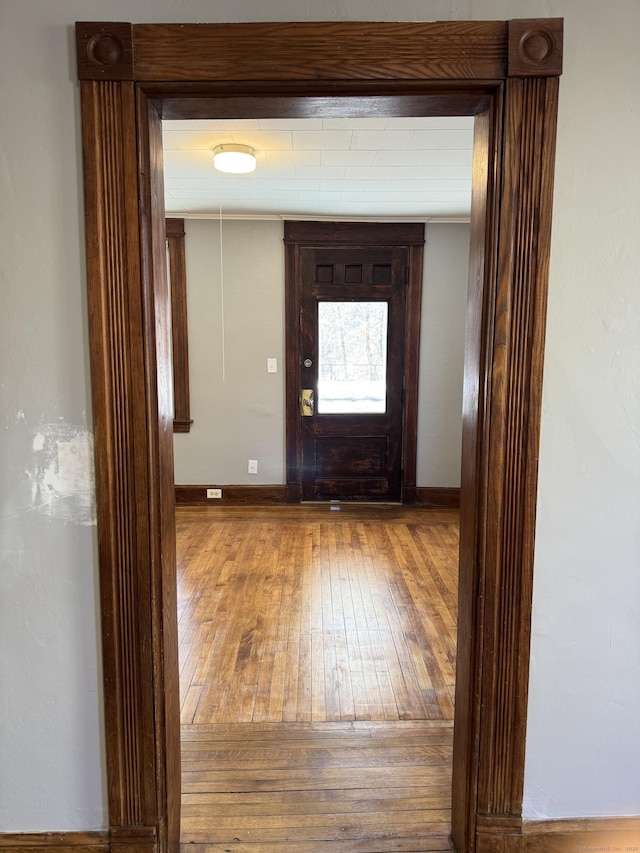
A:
[75,18,564,853]
[402,242,425,500]
[166,218,192,434]
[477,75,559,820]
[165,218,185,238]
[284,222,425,246]
[475,815,524,853]
[180,721,454,851]
[451,96,502,853]
[523,817,640,853]
[132,22,507,83]
[177,505,458,853]
[0,834,108,852]
[108,826,158,853]
[158,90,494,123]
[175,485,290,505]
[472,815,640,853]
[138,97,182,853]
[76,22,133,81]
[415,488,461,508]
[176,505,458,725]
[79,80,180,850]
[508,19,563,78]
[298,243,407,501]
[79,79,157,830]
[284,222,424,503]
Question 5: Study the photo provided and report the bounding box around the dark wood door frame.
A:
[284,221,425,504]
[75,19,562,853]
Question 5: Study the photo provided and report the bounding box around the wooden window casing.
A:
[166,218,192,433]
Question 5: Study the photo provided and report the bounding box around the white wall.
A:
[0,0,638,832]
[173,219,469,488]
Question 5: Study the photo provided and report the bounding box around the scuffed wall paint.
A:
[1,0,639,832]
[1,414,104,832]
[3,416,96,527]
[28,423,96,526]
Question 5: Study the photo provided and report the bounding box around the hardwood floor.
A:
[181,720,453,852]
[176,504,459,852]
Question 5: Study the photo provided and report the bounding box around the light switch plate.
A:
[267,357,277,373]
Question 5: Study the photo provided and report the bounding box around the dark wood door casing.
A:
[300,246,407,501]
[285,222,424,503]
[78,80,181,852]
[75,19,562,853]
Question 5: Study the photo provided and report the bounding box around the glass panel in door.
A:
[317,301,388,414]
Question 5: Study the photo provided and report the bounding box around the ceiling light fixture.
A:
[212,143,256,174]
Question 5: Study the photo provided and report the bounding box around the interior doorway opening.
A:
[166,116,473,509]
[76,18,562,853]
[166,111,471,848]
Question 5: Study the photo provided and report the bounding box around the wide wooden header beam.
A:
[74,17,564,853]
[76,19,562,84]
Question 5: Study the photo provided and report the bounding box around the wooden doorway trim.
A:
[283,220,425,504]
[75,19,563,853]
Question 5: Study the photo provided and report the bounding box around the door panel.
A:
[299,243,407,501]
[316,435,388,476]
[285,221,425,504]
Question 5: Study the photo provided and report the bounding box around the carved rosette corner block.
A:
[76,22,134,80]
[508,18,563,77]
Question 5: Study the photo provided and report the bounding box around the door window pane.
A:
[317,302,387,413]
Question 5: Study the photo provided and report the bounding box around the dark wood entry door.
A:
[285,222,425,502]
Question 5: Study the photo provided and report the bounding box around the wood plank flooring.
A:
[176,504,459,852]
[176,505,458,724]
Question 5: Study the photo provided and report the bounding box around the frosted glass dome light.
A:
[212,144,256,174]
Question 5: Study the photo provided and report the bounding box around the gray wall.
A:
[174,220,286,484]
[1,0,639,832]
[173,219,470,488]
[417,224,469,486]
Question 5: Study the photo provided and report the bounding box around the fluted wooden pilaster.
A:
[76,18,563,853]
[79,76,181,853]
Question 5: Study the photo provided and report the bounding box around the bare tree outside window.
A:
[317,301,388,413]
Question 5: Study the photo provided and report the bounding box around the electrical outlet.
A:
[206,488,222,499]
[248,459,258,474]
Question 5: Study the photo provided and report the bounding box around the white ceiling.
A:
[162,116,474,221]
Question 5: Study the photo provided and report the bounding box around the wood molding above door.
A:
[75,18,563,853]
[284,221,424,503]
